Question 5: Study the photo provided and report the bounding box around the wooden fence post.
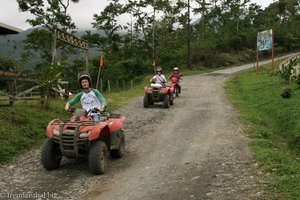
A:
[40,90,45,108]
[8,80,15,106]
[108,80,111,93]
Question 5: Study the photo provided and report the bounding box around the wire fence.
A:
[96,78,141,93]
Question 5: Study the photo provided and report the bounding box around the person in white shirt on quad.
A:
[150,67,167,88]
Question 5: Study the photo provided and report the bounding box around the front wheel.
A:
[163,94,170,108]
[110,136,125,158]
[89,141,108,175]
[175,86,179,97]
[143,95,149,108]
[41,138,62,170]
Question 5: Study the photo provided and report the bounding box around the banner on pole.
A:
[257,29,273,51]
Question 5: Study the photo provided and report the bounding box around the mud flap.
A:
[110,130,124,150]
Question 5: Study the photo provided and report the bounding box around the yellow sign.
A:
[55,28,88,50]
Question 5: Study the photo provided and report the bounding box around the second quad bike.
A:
[41,108,125,175]
[143,84,174,108]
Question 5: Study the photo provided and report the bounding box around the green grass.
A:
[225,61,300,199]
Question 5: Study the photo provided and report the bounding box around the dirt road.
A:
[0,62,272,200]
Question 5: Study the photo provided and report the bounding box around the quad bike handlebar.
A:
[90,107,100,113]
[65,107,121,119]
[65,107,76,113]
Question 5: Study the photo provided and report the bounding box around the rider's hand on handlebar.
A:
[99,106,106,112]
[91,108,99,113]
[64,106,75,112]
[64,104,70,112]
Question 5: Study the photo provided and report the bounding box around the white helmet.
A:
[173,67,179,71]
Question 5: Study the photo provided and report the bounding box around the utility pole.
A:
[153,7,156,63]
[187,0,191,69]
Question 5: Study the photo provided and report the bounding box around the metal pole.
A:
[187,0,191,69]
[96,67,101,90]
[51,28,57,65]
[272,29,275,74]
[153,7,156,75]
[108,80,111,93]
[256,51,259,74]
[85,47,89,73]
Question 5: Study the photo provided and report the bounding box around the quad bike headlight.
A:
[79,131,91,138]
[53,128,60,136]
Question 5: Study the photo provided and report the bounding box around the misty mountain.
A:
[0,28,102,71]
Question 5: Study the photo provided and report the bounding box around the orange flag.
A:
[100,55,103,68]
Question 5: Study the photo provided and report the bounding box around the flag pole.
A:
[152,59,156,75]
[256,51,259,74]
[96,67,101,90]
[272,29,275,74]
[96,55,103,91]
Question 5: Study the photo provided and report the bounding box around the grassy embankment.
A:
[225,61,300,199]
[0,67,220,165]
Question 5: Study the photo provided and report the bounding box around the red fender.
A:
[169,86,174,93]
[46,119,62,138]
[108,116,126,132]
[161,87,171,94]
[88,121,109,141]
[144,86,152,93]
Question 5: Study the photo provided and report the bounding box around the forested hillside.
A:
[1,0,300,91]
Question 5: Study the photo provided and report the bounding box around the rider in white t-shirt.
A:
[150,67,167,87]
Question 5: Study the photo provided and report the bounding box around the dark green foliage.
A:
[35,62,65,109]
[21,29,52,62]
[0,56,16,71]
[280,58,298,83]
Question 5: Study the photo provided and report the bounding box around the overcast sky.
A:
[0,0,274,31]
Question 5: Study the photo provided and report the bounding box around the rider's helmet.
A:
[78,72,92,89]
[173,67,179,72]
[156,67,163,73]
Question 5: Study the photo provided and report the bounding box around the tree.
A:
[17,0,81,108]
[92,0,123,56]
[17,0,79,30]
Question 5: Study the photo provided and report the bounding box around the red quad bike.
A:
[170,77,181,98]
[41,108,125,175]
[143,84,174,108]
